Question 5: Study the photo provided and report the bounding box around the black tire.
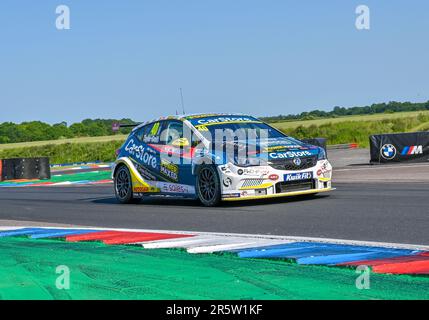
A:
[196,165,221,207]
[114,165,135,204]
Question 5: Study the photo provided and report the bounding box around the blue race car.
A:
[112,113,333,206]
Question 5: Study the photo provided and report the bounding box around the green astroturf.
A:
[0,170,111,186]
[0,237,428,300]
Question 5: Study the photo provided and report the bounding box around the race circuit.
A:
[0,149,428,246]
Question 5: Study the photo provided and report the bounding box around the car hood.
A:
[209,137,321,164]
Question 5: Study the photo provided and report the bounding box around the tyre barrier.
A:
[370,131,429,164]
[0,157,51,181]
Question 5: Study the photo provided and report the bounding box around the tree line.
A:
[1,100,429,144]
[260,100,429,123]
[0,119,137,144]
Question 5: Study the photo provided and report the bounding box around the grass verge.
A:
[0,237,428,300]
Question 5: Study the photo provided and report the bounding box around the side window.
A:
[141,122,161,144]
[135,126,147,141]
[160,121,186,146]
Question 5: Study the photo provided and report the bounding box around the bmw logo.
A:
[293,158,302,166]
[380,144,397,160]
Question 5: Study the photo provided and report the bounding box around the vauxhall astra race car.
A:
[112,114,333,206]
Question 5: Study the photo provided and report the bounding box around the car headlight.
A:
[317,147,327,160]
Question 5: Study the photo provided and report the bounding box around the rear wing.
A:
[112,122,142,132]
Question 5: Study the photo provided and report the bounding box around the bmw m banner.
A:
[369,132,429,163]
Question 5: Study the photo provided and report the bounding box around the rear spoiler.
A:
[119,124,141,128]
[112,122,142,132]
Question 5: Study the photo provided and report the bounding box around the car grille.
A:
[241,179,264,188]
[276,179,315,193]
[269,156,317,171]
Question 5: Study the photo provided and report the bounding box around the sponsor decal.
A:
[241,168,267,176]
[223,177,232,187]
[133,186,150,193]
[133,186,159,193]
[284,172,313,182]
[136,164,156,181]
[143,135,160,143]
[268,174,279,181]
[264,145,303,152]
[185,114,221,120]
[158,182,194,194]
[196,116,258,126]
[125,139,158,169]
[269,150,313,159]
[222,193,241,199]
[380,144,396,160]
[317,162,332,178]
[143,122,161,143]
[160,159,179,181]
[401,145,423,156]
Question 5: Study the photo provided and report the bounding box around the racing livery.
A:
[112,113,333,206]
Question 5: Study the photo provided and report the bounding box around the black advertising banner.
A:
[369,132,429,163]
[0,157,51,181]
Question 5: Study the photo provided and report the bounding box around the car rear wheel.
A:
[114,165,135,204]
[196,165,221,207]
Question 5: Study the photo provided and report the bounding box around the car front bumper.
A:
[219,159,333,201]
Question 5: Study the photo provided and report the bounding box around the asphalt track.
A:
[0,180,428,245]
[0,149,428,246]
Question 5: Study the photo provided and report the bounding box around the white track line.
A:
[187,240,290,254]
[141,236,216,249]
[1,226,428,251]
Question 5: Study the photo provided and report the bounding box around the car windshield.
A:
[196,122,286,141]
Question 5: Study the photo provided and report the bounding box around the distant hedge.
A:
[280,114,429,147]
[0,140,124,164]
[0,119,137,144]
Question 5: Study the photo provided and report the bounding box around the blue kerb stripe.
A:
[30,229,98,239]
[402,146,410,155]
[237,242,416,260]
[0,228,98,238]
[0,228,46,237]
[297,250,417,265]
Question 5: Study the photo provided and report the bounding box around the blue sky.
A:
[1,1,428,124]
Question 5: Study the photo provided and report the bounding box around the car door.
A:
[158,120,195,187]
[134,121,163,180]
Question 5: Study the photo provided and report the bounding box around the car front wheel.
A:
[196,165,221,207]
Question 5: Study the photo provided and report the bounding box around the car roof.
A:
[132,113,253,131]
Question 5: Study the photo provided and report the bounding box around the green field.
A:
[0,111,429,162]
[0,135,127,151]
[271,110,429,130]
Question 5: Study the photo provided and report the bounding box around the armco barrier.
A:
[0,157,51,181]
[369,132,429,164]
